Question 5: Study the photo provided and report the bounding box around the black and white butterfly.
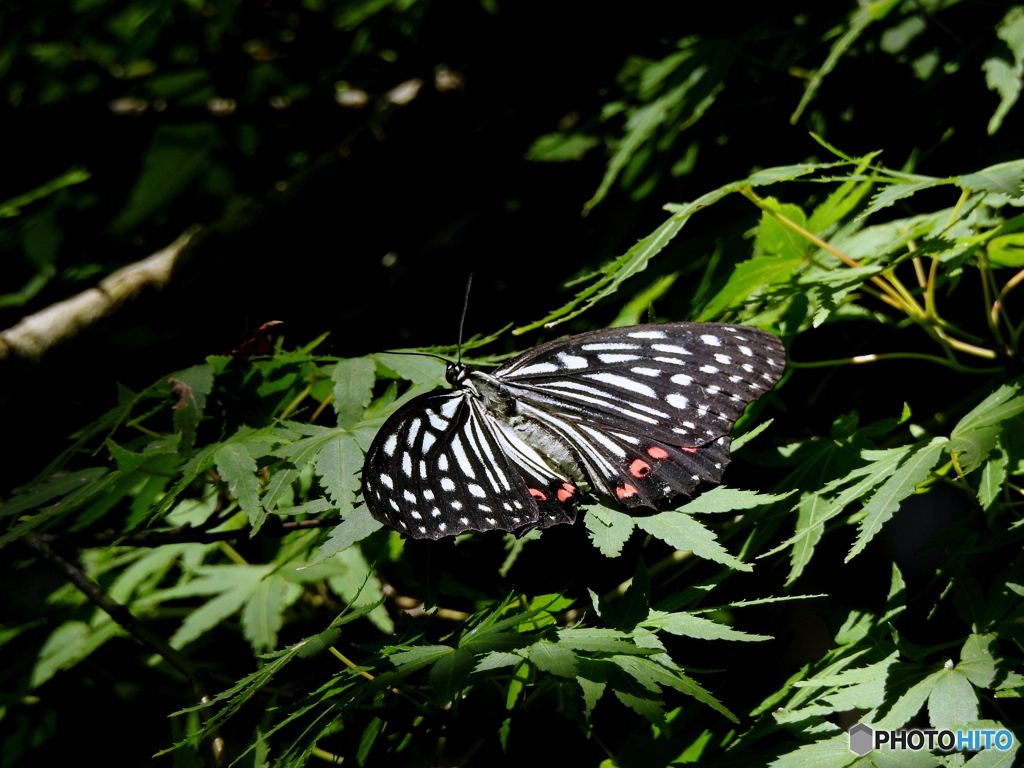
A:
[361,323,785,540]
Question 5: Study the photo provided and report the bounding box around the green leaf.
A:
[958,159,1024,197]
[786,492,828,584]
[526,132,600,162]
[927,668,979,731]
[612,655,736,722]
[555,628,658,654]
[169,363,215,454]
[979,441,1008,512]
[583,505,635,557]
[765,734,856,768]
[636,511,750,570]
[0,167,90,218]
[527,640,577,677]
[847,439,947,562]
[870,668,941,730]
[164,565,273,648]
[854,178,950,222]
[241,574,300,653]
[31,619,119,688]
[331,357,377,429]
[697,253,803,321]
[308,507,383,566]
[215,443,265,534]
[958,635,999,688]
[758,199,809,259]
[356,716,384,766]
[681,486,792,514]
[987,232,1024,267]
[429,647,474,705]
[641,611,770,642]
[0,467,108,520]
[313,432,362,514]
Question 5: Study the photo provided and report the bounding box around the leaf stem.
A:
[788,352,1002,374]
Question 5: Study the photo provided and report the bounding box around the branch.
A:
[23,533,227,766]
[0,77,430,362]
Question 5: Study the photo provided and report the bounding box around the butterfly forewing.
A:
[361,322,785,539]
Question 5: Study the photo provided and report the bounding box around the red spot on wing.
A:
[557,483,576,502]
[529,488,548,501]
[629,459,651,478]
[616,484,638,499]
[647,446,669,459]
[681,447,697,454]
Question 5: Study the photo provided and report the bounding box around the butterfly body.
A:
[361,323,785,540]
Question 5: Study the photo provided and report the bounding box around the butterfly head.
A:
[446,361,471,387]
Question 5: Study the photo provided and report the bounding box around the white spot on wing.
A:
[406,418,422,447]
[581,343,640,351]
[402,453,412,476]
[441,477,456,491]
[517,362,560,375]
[422,432,436,451]
[585,372,656,397]
[468,484,486,498]
[652,344,692,355]
[700,365,719,374]
[628,330,666,339]
[598,354,641,364]
[631,367,661,377]
[428,413,446,431]
[653,356,687,366]
[666,394,690,409]
[411,511,422,519]
[671,373,693,386]
[700,334,721,346]
[738,345,753,356]
[450,435,476,479]
[380,475,393,489]
[440,399,459,418]
[714,354,732,364]
[383,434,398,456]
[404,490,416,503]
[557,352,589,369]
[438,454,449,471]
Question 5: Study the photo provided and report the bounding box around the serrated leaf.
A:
[169,363,215,454]
[527,640,577,677]
[958,159,1024,197]
[215,443,265,535]
[372,353,447,387]
[578,676,606,715]
[641,611,770,642]
[307,507,382,566]
[854,178,949,223]
[241,574,299,653]
[765,735,855,768]
[636,511,750,570]
[786,492,828,584]
[0,467,108,519]
[870,668,941,730]
[697,254,803,321]
[958,634,998,688]
[313,432,361,514]
[474,651,522,672]
[31,619,119,688]
[979,441,1008,511]
[105,440,153,474]
[555,628,658,654]
[167,565,272,648]
[430,647,474,706]
[583,505,635,557]
[847,439,947,562]
[928,669,979,731]
[332,357,377,429]
[612,654,736,721]
[681,486,792,514]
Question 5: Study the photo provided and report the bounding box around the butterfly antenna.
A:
[457,274,473,365]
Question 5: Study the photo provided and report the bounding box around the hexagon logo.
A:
[848,723,873,756]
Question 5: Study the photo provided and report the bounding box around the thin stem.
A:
[278,383,314,420]
[737,186,911,312]
[309,394,333,424]
[217,541,249,565]
[788,352,1003,374]
[912,256,927,288]
[942,188,971,234]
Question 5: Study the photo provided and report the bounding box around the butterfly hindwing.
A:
[361,391,579,539]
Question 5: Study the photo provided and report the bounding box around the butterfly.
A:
[361,323,785,539]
